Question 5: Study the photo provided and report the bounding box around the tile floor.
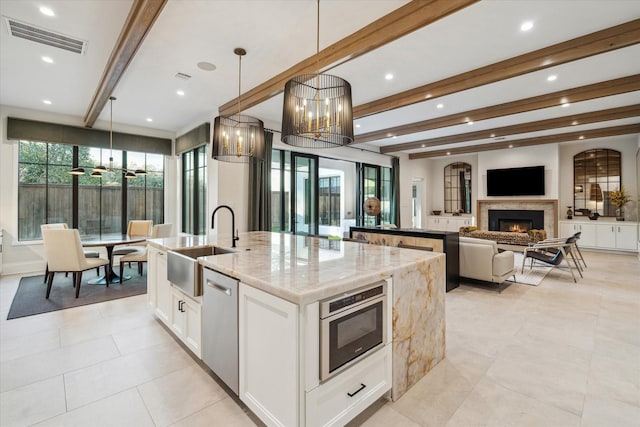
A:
[1,250,639,427]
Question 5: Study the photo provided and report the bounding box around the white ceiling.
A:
[1,0,639,158]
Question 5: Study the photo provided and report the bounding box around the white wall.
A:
[0,105,176,275]
[558,135,638,221]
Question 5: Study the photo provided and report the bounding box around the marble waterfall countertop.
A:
[149,231,446,399]
[149,231,444,306]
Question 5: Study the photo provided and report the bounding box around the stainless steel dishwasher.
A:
[202,268,239,395]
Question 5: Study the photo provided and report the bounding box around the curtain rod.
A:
[264,127,398,159]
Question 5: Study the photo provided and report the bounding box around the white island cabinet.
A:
[147,245,202,357]
[239,279,393,427]
[148,232,446,427]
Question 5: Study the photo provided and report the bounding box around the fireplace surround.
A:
[477,200,558,238]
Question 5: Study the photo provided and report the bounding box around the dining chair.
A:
[113,220,153,258]
[117,224,173,279]
[42,229,110,298]
[41,223,100,282]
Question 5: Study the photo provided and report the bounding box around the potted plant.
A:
[609,186,631,221]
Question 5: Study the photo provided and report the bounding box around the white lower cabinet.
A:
[306,345,392,427]
[239,283,299,427]
[559,221,637,251]
[147,245,202,358]
[170,289,202,357]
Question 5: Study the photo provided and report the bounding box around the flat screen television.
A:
[486,166,545,196]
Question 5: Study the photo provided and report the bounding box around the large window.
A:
[182,145,207,235]
[18,141,165,241]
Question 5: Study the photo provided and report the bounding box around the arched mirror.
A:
[444,162,471,214]
[573,149,621,217]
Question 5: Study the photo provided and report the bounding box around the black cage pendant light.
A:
[281,0,353,149]
[212,48,265,163]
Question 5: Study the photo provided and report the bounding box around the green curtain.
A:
[248,131,273,231]
[390,156,401,228]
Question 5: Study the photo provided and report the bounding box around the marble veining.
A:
[151,231,444,306]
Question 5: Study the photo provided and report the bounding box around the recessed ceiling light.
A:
[436,103,444,109]
[42,56,53,63]
[547,75,557,82]
[421,144,425,148]
[572,120,579,125]
[197,62,216,71]
[562,102,571,108]
[508,144,514,148]
[578,135,585,140]
[39,6,55,16]
[385,73,393,80]
[446,152,451,155]
[425,94,432,99]
[146,118,153,122]
[490,133,496,138]
[176,90,185,96]
[43,99,52,105]
[520,21,534,32]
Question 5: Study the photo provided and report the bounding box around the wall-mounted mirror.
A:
[573,149,621,217]
[444,162,471,214]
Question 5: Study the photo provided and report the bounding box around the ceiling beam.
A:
[357,74,640,144]
[380,104,640,153]
[354,19,640,119]
[218,0,479,116]
[83,0,168,127]
[408,124,640,159]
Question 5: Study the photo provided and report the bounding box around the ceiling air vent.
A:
[175,72,192,80]
[4,17,87,55]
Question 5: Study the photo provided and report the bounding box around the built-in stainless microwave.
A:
[320,281,388,381]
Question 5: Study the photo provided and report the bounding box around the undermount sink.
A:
[167,245,234,296]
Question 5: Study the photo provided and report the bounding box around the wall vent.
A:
[4,16,87,55]
[175,72,192,80]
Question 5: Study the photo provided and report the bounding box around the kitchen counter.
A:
[148,231,446,401]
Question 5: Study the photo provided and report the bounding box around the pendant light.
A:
[69,96,146,178]
[281,0,353,148]
[212,48,265,163]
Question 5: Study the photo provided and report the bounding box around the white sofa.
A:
[459,236,516,284]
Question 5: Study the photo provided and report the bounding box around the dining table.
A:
[82,234,146,285]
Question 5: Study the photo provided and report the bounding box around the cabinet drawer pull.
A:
[347,383,367,397]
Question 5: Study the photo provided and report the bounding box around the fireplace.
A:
[489,209,544,232]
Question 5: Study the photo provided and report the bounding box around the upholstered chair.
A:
[118,224,173,279]
[41,223,100,282]
[112,220,153,258]
[41,229,110,298]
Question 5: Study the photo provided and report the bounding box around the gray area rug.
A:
[7,266,147,320]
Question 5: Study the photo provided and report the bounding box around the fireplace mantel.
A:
[476,199,558,238]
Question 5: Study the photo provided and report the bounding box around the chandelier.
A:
[281,0,353,148]
[212,48,265,163]
[69,96,147,178]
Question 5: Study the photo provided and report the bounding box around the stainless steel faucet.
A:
[211,205,239,247]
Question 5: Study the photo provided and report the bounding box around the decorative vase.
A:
[566,206,573,219]
[616,207,625,221]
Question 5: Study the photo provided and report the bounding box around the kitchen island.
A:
[147,231,445,426]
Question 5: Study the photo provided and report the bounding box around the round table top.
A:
[81,234,146,247]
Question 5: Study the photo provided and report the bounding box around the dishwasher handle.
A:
[207,280,232,296]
